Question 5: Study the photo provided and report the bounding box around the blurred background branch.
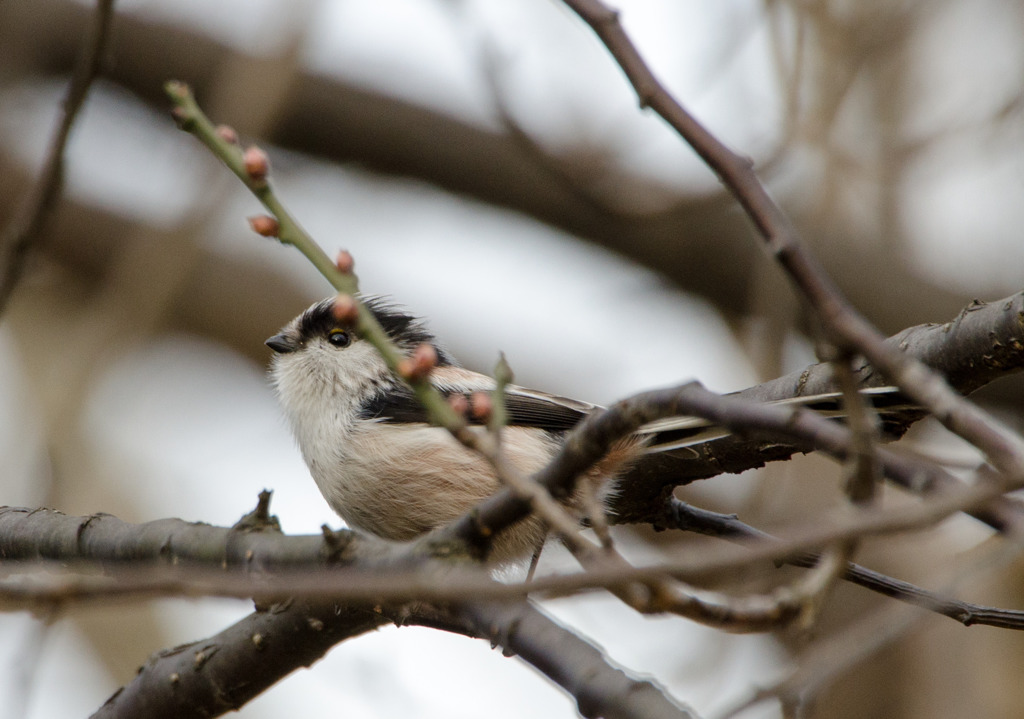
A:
[0,0,115,313]
[4,0,1020,351]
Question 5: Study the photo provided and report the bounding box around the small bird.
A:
[266,297,907,563]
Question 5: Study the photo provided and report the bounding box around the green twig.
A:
[164,80,464,431]
[164,81,348,292]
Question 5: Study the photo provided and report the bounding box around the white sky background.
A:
[0,0,1022,717]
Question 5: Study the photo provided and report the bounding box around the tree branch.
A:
[4,483,1023,626]
[612,263,1024,525]
[459,601,700,719]
[663,498,1024,630]
[91,599,386,719]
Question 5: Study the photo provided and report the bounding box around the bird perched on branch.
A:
[266,297,908,563]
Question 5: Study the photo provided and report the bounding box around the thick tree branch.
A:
[91,595,699,719]
[0,506,697,718]
[0,506,335,569]
[460,601,700,719]
[4,478,1023,624]
[91,599,386,719]
[614,290,1024,522]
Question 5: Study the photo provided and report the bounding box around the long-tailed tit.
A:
[267,297,906,562]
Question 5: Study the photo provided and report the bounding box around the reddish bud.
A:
[215,124,239,144]
[169,105,191,129]
[331,294,359,326]
[470,392,494,422]
[248,215,279,237]
[414,343,438,368]
[448,394,470,417]
[335,249,355,274]
[165,80,188,98]
[243,146,270,182]
[399,343,438,381]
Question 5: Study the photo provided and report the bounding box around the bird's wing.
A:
[359,370,912,448]
[501,387,597,432]
[358,367,595,433]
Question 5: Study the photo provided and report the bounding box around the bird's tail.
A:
[636,387,915,454]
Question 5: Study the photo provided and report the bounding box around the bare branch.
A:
[5,487,1024,629]
[91,594,699,719]
[91,599,387,719]
[459,601,700,719]
[663,498,1024,630]
[725,536,1024,717]
[613,290,1024,525]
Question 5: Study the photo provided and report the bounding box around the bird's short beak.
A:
[265,333,298,354]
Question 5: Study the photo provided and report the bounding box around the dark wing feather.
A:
[502,388,593,432]
[358,384,594,432]
[358,384,431,424]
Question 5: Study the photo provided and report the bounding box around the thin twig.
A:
[663,498,1024,630]
[452,354,596,554]
[164,82,469,440]
[832,356,883,504]
[785,352,881,628]
[723,535,1024,717]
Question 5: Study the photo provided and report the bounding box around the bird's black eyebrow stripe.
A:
[361,297,438,351]
[357,386,589,432]
[298,297,454,366]
[297,299,341,343]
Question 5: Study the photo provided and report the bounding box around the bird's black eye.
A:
[328,329,351,348]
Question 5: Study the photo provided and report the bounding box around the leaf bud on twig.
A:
[331,294,360,326]
[470,392,493,423]
[398,343,438,381]
[215,124,239,144]
[248,215,279,237]
[335,249,355,274]
[243,145,270,183]
[448,394,470,417]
